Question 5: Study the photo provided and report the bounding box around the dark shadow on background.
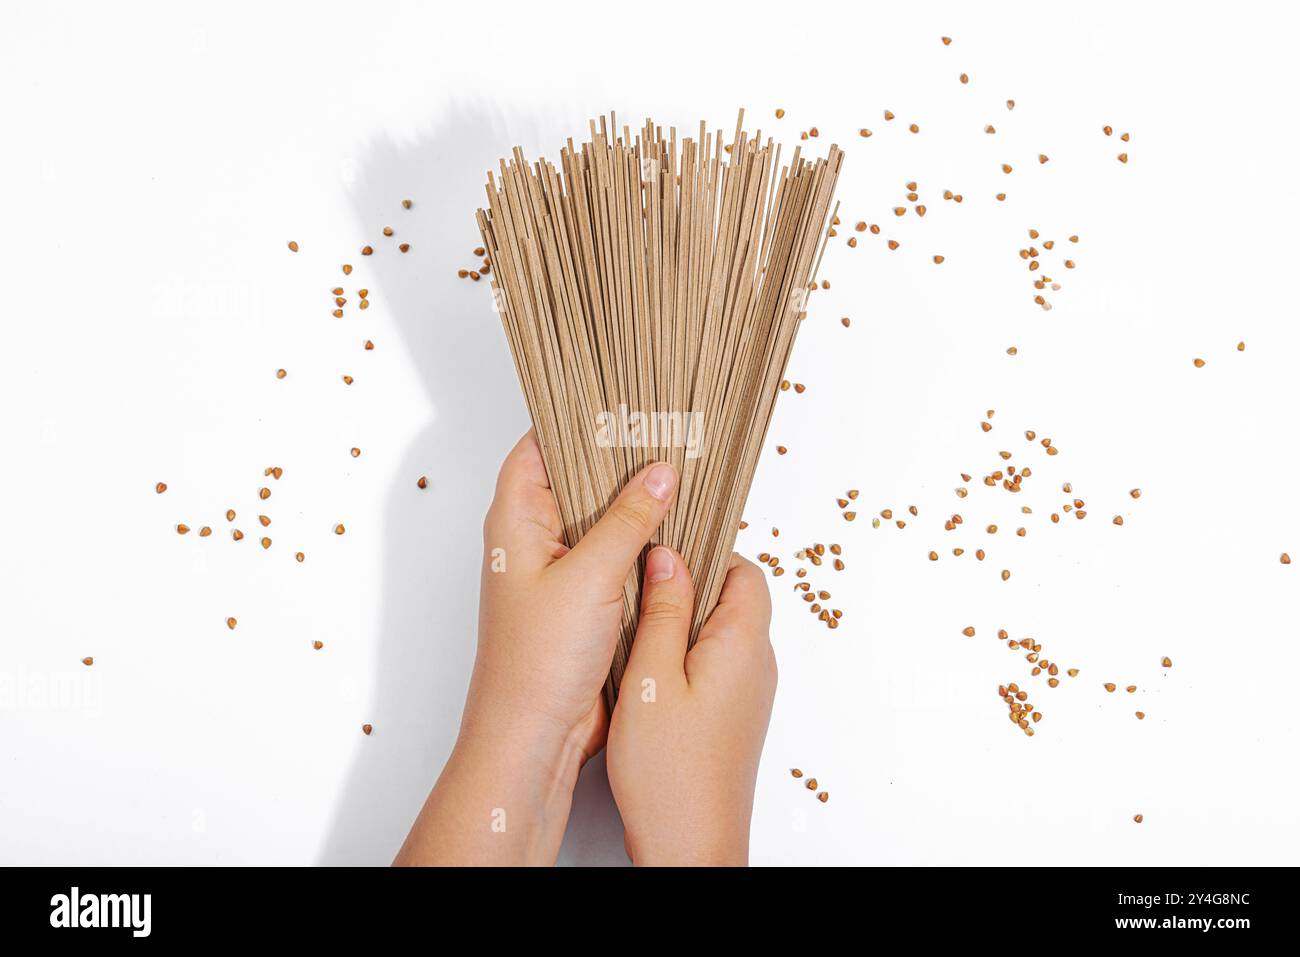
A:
[315,104,628,866]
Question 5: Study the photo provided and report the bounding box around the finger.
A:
[558,462,677,597]
[619,546,694,698]
[483,430,567,569]
[686,554,773,680]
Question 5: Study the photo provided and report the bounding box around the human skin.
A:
[393,430,775,866]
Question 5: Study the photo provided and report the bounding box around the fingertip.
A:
[642,462,677,502]
[645,545,676,582]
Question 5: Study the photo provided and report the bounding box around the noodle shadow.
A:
[315,105,629,867]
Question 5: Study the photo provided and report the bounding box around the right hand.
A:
[606,548,777,866]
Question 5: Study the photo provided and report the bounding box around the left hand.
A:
[395,430,678,865]
[463,428,679,765]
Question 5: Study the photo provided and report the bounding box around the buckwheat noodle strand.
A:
[477,113,843,705]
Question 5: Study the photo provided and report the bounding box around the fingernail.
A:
[646,546,675,582]
[643,463,676,501]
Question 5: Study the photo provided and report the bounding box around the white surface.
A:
[2,0,1297,866]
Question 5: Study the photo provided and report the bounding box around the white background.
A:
[2,0,1297,866]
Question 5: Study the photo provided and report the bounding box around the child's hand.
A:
[606,548,777,866]
[396,430,678,865]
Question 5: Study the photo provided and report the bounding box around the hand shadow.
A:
[315,104,629,866]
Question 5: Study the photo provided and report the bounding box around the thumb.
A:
[620,546,694,699]
[559,462,677,598]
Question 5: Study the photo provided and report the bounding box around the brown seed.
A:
[343,375,354,385]
[1113,515,1124,526]
[176,524,190,535]
[776,446,787,455]
[817,792,829,803]
[887,240,899,250]
[334,524,346,535]
[1282,553,1292,565]
[1121,132,1130,142]
[884,110,894,120]
[909,124,919,133]
[276,368,287,379]
[198,526,212,537]
[402,199,413,209]
[351,447,361,458]
[342,264,352,275]
[226,617,237,630]
[287,241,299,252]
[359,300,369,310]
[1000,569,1010,581]
[1117,153,1128,163]
[996,193,1006,201]
[1001,163,1013,174]
[232,529,244,541]
[1193,358,1205,368]
[362,245,373,256]
[260,537,271,549]
[362,724,373,735]
[399,243,410,253]
[365,339,374,350]
[312,640,323,649]
[382,226,394,237]
[1038,154,1049,164]
[941,36,952,45]
[1134,814,1143,823]
[1006,100,1015,110]
[332,309,343,318]
[417,476,428,489]
[1104,683,1116,692]
[959,73,969,84]
[296,552,305,563]
[859,128,871,137]
[1126,685,1137,693]
[258,515,270,527]
[1237,341,1245,351]
[1047,678,1059,688]
[1130,488,1142,499]
[806,777,818,789]
[259,487,271,500]
[155,482,167,494]
[225,509,235,522]
[962,626,975,637]
[1136,711,1145,720]
[843,511,856,522]
[933,254,944,264]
